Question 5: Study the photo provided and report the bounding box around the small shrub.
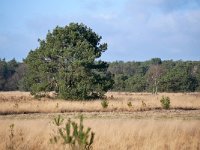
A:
[101,99,109,109]
[110,95,114,99]
[160,96,170,109]
[53,115,64,126]
[50,115,95,150]
[142,101,146,107]
[6,124,24,150]
[56,103,59,109]
[7,124,15,150]
[127,101,132,108]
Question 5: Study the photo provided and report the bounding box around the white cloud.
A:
[20,0,200,61]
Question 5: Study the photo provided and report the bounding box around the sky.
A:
[0,0,200,62]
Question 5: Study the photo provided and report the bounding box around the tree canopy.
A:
[0,58,25,91]
[1,58,200,93]
[24,23,113,99]
[108,59,200,93]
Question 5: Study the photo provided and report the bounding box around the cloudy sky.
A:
[0,0,200,61]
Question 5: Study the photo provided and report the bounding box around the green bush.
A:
[50,115,95,150]
[101,99,109,109]
[160,96,170,109]
[127,101,132,108]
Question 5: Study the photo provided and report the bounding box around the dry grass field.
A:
[0,91,200,150]
[0,91,200,114]
[0,119,200,150]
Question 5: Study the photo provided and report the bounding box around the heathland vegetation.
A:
[0,92,200,150]
[0,22,200,149]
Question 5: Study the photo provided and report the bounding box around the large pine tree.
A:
[25,23,113,99]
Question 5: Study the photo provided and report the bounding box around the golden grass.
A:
[0,91,200,149]
[0,118,200,150]
[0,91,200,115]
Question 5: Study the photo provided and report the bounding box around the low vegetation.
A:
[1,21,200,150]
[127,101,132,108]
[0,92,200,149]
[1,119,200,150]
[160,96,171,109]
[50,115,95,150]
[101,99,109,109]
[0,92,200,115]
[5,123,24,150]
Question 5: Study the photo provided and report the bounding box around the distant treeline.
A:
[0,58,27,91]
[108,58,200,92]
[0,58,200,92]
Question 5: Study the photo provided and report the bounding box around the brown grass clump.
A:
[0,119,199,150]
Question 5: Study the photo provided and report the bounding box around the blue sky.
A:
[0,0,200,62]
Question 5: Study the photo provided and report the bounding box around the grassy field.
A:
[0,91,200,150]
[0,91,200,114]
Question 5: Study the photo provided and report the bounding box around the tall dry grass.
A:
[0,91,200,114]
[0,92,200,149]
[0,118,199,150]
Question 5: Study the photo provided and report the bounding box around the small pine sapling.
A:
[50,115,95,150]
[127,101,132,108]
[160,96,170,109]
[101,99,109,109]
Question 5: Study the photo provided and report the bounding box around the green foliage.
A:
[108,59,200,92]
[50,115,95,150]
[1,57,200,93]
[159,64,197,92]
[125,76,146,92]
[127,101,132,108]
[112,74,128,91]
[160,96,170,109]
[53,115,64,126]
[101,99,109,109]
[150,58,162,65]
[0,58,23,91]
[24,23,113,100]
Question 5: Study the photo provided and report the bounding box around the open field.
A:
[0,119,200,150]
[0,91,200,150]
[0,91,200,115]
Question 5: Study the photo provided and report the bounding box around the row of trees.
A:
[1,58,200,93]
[0,23,200,100]
[0,58,26,91]
[108,58,200,93]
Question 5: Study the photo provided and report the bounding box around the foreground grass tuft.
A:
[50,115,95,150]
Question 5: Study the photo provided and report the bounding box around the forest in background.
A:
[0,58,200,92]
